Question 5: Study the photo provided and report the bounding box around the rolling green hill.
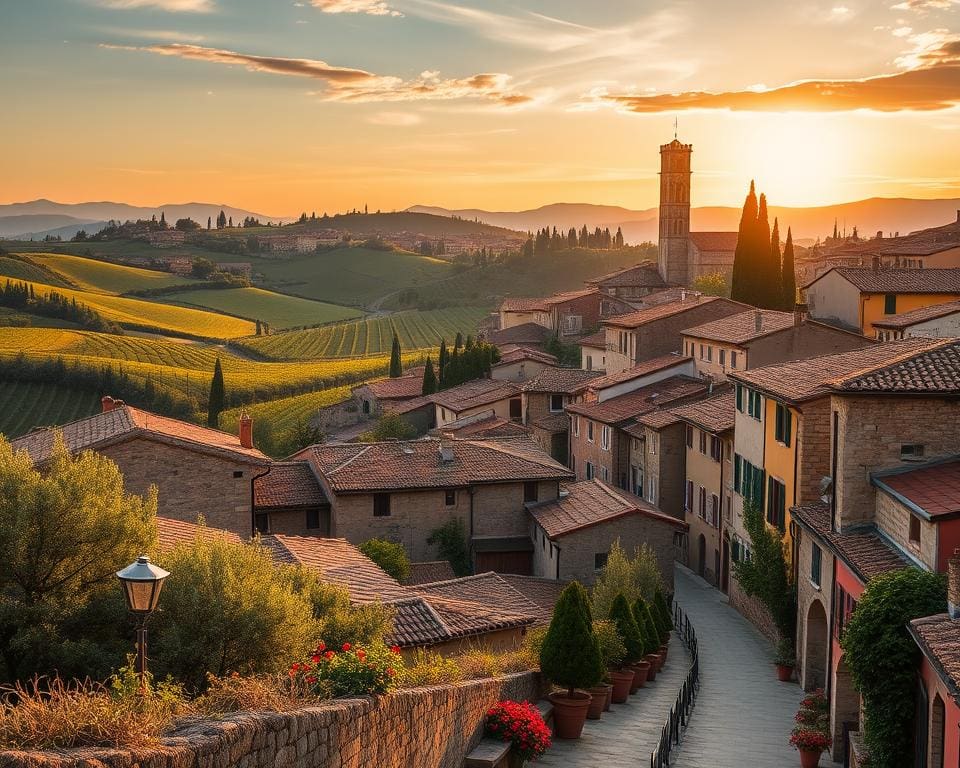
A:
[0,256,69,287]
[28,252,198,294]
[0,380,101,439]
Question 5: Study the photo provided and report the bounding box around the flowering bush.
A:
[790,688,831,752]
[485,700,551,762]
[289,642,404,697]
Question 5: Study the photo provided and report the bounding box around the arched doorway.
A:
[803,600,828,691]
[931,693,945,768]
[697,534,706,577]
[832,656,859,762]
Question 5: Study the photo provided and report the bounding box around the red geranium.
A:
[485,700,551,762]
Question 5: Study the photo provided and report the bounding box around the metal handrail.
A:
[649,604,700,768]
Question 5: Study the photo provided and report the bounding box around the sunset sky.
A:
[2,0,959,215]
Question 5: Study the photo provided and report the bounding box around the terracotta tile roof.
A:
[670,390,736,434]
[682,310,795,345]
[260,534,410,602]
[415,572,543,618]
[636,409,683,429]
[586,262,666,289]
[807,267,960,294]
[529,412,569,433]
[791,502,910,582]
[364,373,424,401]
[488,323,551,348]
[566,376,708,425]
[522,366,602,393]
[431,410,531,439]
[299,436,573,493]
[500,297,549,312]
[254,462,327,510]
[688,231,739,252]
[729,338,939,403]
[10,404,270,465]
[909,614,960,703]
[417,593,535,640]
[873,300,960,330]
[494,347,558,366]
[405,561,456,585]
[833,339,960,394]
[387,597,452,647]
[528,479,686,539]
[579,355,691,393]
[578,330,607,349]
[873,457,960,519]
[638,287,693,307]
[603,297,748,329]
[432,379,520,413]
[156,516,243,552]
[497,575,567,624]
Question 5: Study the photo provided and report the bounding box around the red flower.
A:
[311,655,321,663]
[342,643,352,652]
[324,650,335,660]
[316,642,326,652]
[386,668,396,677]
[390,645,401,655]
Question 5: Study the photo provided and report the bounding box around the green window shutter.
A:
[736,384,743,412]
[766,477,774,523]
[779,484,786,530]
[785,409,792,446]
[734,454,741,492]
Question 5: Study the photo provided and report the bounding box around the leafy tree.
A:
[191,257,217,279]
[540,583,603,694]
[0,435,157,683]
[608,594,643,663]
[359,539,411,583]
[216,210,227,229]
[592,620,626,670]
[842,568,945,768]
[591,540,664,621]
[421,357,438,395]
[175,217,200,231]
[692,271,729,297]
[781,226,797,311]
[731,499,795,641]
[427,518,471,577]
[280,417,323,455]
[207,357,225,428]
[389,333,402,378]
[360,412,416,442]
[632,597,660,656]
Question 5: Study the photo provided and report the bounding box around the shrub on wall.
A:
[841,568,946,768]
[427,518,472,577]
[292,642,403,697]
[590,540,663,621]
[359,539,411,583]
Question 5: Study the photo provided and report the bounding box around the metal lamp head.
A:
[116,555,170,614]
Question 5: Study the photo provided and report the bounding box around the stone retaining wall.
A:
[0,673,544,768]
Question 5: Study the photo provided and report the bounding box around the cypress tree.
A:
[421,357,437,395]
[730,181,759,305]
[539,582,603,695]
[632,597,660,656]
[769,217,782,310]
[389,333,402,378]
[755,193,772,307]
[781,227,797,312]
[454,332,463,352]
[653,588,674,634]
[608,593,643,663]
[438,339,448,386]
[207,357,225,428]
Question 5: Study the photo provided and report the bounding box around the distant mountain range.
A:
[0,199,287,240]
[409,199,960,245]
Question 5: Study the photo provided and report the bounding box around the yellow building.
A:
[803,266,960,336]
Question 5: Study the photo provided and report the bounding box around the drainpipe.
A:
[826,556,836,703]
[250,464,272,538]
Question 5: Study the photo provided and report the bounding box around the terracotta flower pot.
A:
[609,669,634,703]
[798,747,822,768]
[603,684,612,711]
[548,691,592,740]
[629,660,650,692]
[586,686,608,720]
[776,664,794,682]
[644,653,660,681]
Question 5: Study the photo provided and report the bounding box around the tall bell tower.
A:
[658,137,692,285]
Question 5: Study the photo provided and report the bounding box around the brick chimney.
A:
[438,433,455,464]
[794,302,809,327]
[239,413,253,449]
[950,549,960,620]
[101,395,116,413]
[754,309,762,333]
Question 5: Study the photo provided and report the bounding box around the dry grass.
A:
[193,674,308,715]
[456,647,536,681]
[397,649,463,688]
[0,677,183,750]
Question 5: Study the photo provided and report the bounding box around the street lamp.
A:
[116,555,170,690]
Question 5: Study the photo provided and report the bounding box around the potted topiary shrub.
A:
[590,620,624,715]
[653,588,674,644]
[775,638,796,682]
[789,689,831,768]
[539,582,604,739]
[632,597,662,675]
[608,593,649,694]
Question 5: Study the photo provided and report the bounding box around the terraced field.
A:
[0,381,101,438]
[27,252,200,293]
[161,287,362,330]
[237,306,487,360]
[220,385,354,437]
[15,279,256,339]
[0,256,69,286]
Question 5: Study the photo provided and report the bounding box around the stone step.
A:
[537,699,554,728]
[464,739,511,768]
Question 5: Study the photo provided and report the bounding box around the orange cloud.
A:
[103,43,529,106]
[311,0,401,16]
[597,41,960,113]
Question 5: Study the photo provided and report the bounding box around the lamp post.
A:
[116,555,169,690]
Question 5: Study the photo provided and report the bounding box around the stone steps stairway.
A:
[463,700,554,768]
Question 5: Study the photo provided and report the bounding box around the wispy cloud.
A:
[97,25,206,42]
[588,38,960,113]
[103,43,531,106]
[94,0,214,12]
[311,0,401,16]
[891,0,959,11]
[367,111,422,126]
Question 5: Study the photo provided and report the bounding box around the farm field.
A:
[0,307,80,328]
[0,256,69,286]
[220,385,353,438]
[237,306,487,360]
[0,380,100,438]
[160,287,362,330]
[13,279,256,339]
[27,252,199,294]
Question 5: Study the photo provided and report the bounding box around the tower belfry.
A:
[658,137,692,285]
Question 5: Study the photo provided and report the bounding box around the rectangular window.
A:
[550,394,564,412]
[601,466,609,482]
[594,552,609,570]
[649,434,657,455]
[699,431,707,454]
[834,584,857,638]
[767,477,786,531]
[711,494,720,528]
[710,435,722,462]
[901,443,925,460]
[373,493,391,517]
[685,480,694,511]
[774,403,792,446]
[445,489,456,506]
[699,486,707,519]
[734,453,742,492]
[686,425,693,448]
[586,461,595,480]
[306,508,321,530]
[884,293,897,314]
[601,425,611,451]
[706,345,713,362]
[909,514,921,548]
[524,481,538,503]
[255,513,270,534]
[699,343,705,360]
[573,416,580,437]
[587,421,594,443]
[731,351,738,369]
[747,390,763,420]
[811,543,822,587]
[719,349,726,367]
[736,384,744,413]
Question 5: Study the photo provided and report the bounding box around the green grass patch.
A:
[0,380,101,439]
[0,256,69,287]
[220,385,354,437]
[27,252,199,294]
